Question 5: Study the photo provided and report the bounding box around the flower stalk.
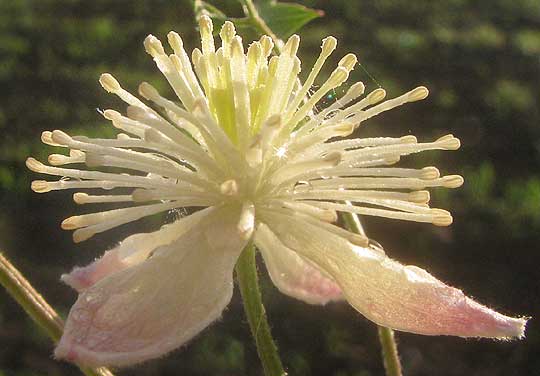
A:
[0,252,114,376]
[235,244,286,376]
[341,210,403,376]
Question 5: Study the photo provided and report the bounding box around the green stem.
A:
[241,0,281,51]
[340,210,403,376]
[235,244,286,376]
[377,326,402,376]
[0,252,114,376]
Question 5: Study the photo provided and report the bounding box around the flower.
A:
[27,16,526,367]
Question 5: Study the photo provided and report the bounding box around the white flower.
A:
[27,16,526,367]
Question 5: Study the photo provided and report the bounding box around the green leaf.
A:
[257,1,323,39]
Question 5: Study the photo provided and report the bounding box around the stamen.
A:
[308,201,454,226]
[48,150,85,166]
[68,201,184,243]
[73,193,133,204]
[271,152,342,186]
[284,36,337,121]
[167,31,205,98]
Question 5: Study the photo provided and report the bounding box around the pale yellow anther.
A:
[144,35,165,57]
[247,42,262,63]
[138,82,159,101]
[408,86,429,102]
[31,180,51,193]
[441,175,464,188]
[99,73,121,93]
[436,134,461,150]
[51,130,73,145]
[421,166,441,179]
[144,128,165,144]
[322,151,342,166]
[25,158,45,173]
[367,88,387,104]
[348,82,365,97]
[431,209,453,226]
[73,192,89,204]
[327,67,349,88]
[73,230,94,243]
[41,131,59,146]
[334,122,355,136]
[220,179,239,196]
[103,109,121,121]
[259,35,274,57]
[219,21,236,44]
[61,216,79,230]
[321,36,337,57]
[231,36,244,58]
[167,31,184,52]
[400,135,418,143]
[192,48,203,65]
[199,15,213,36]
[283,34,300,56]
[338,53,358,71]
[408,190,431,204]
[48,154,69,166]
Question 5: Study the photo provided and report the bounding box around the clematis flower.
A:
[27,16,526,367]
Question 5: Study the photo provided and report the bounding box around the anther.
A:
[327,67,349,87]
[25,158,46,173]
[431,209,453,226]
[436,134,461,150]
[283,35,300,56]
[400,135,418,143]
[167,31,184,52]
[321,36,337,57]
[51,130,73,146]
[259,35,274,57]
[138,82,160,101]
[347,82,365,98]
[407,86,429,102]
[408,190,431,204]
[338,53,357,71]
[31,180,51,193]
[421,167,440,180]
[441,175,464,188]
[103,109,121,121]
[219,21,236,44]
[99,73,121,93]
[143,35,166,58]
[73,193,89,204]
[367,88,386,104]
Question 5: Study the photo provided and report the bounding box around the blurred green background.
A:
[1,0,539,375]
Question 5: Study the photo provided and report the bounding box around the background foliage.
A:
[1,0,539,375]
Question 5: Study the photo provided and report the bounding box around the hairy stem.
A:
[0,252,114,376]
[341,209,403,376]
[235,244,286,376]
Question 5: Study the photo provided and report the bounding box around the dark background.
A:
[1,0,539,375]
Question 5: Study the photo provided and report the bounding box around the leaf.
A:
[257,1,323,39]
